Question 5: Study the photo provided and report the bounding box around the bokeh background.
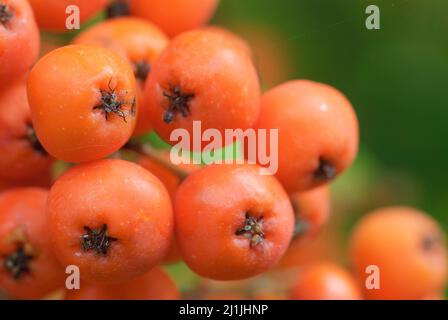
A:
[178,0,448,296]
[34,0,448,299]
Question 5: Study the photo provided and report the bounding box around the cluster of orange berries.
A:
[0,0,446,300]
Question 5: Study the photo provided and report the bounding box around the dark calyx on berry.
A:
[106,0,130,19]
[293,218,310,238]
[236,213,265,248]
[26,124,47,155]
[162,85,194,123]
[314,158,337,181]
[81,224,117,256]
[422,235,441,252]
[94,81,135,122]
[134,60,151,82]
[0,4,13,26]
[291,202,310,238]
[4,244,33,280]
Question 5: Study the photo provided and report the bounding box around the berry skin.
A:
[47,159,173,283]
[0,81,53,187]
[143,29,260,151]
[290,262,362,300]
[27,45,138,163]
[201,26,252,58]
[73,17,169,136]
[0,0,39,88]
[253,80,359,193]
[28,0,108,32]
[174,163,294,280]
[350,207,447,300]
[290,185,331,244]
[137,153,200,264]
[130,0,219,37]
[64,267,179,300]
[0,188,65,299]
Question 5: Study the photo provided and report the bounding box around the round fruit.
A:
[350,207,447,300]
[290,185,331,244]
[130,0,219,37]
[0,188,64,299]
[175,163,294,280]
[27,45,137,163]
[0,0,39,88]
[290,262,362,300]
[253,80,359,193]
[64,267,179,300]
[28,0,108,32]
[47,159,173,283]
[73,17,169,136]
[137,152,200,264]
[0,81,53,187]
[143,29,260,151]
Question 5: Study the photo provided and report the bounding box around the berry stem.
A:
[106,0,130,19]
[125,142,190,181]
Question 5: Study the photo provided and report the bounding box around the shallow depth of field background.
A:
[37,0,447,297]
[207,0,447,295]
[212,0,448,228]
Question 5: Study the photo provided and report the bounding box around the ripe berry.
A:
[253,80,359,193]
[27,45,138,163]
[130,0,220,37]
[174,163,294,280]
[0,188,64,299]
[0,0,39,88]
[143,29,260,151]
[0,81,53,187]
[290,262,362,300]
[290,185,331,244]
[137,152,200,264]
[47,159,173,283]
[350,207,447,300]
[64,267,179,300]
[73,17,169,136]
[28,0,108,32]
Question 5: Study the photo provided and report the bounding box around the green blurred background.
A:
[211,0,448,231]
[37,0,447,297]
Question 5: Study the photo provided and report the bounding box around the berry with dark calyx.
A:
[47,159,173,283]
[0,0,39,89]
[0,188,65,299]
[0,82,53,186]
[27,45,138,163]
[350,207,447,299]
[143,28,260,151]
[175,163,294,280]
[252,80,358,193]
